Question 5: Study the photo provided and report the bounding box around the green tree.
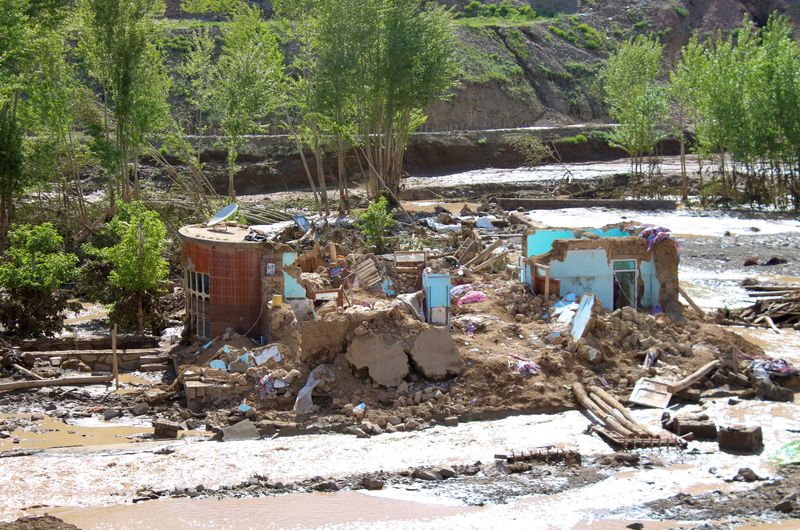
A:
[182,3,284,199]
[101,202,169,335]
[77,0,171,203]
[355,197,397,252]
[603,36,669,195]
[0,223,78,337]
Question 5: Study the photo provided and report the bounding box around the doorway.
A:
[613,260,637,309]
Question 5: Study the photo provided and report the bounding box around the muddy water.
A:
[50,492,477,530]
[0,413,151,452]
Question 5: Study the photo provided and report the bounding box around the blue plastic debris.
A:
[238,403,252,413]
[210,359,227,371]
[292,214,311,232]
[223,345,230,354]
[202,341,213,350]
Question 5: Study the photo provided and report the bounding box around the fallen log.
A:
[0,375,113,392]
[589,386,652,436]
[572,383,635,437]
[667,360,720,394]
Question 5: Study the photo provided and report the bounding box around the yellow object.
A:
[272,294,283,307]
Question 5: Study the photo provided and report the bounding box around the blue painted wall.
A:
[545,248,660,310]
[282,252,307,299]
[525,228,628,257]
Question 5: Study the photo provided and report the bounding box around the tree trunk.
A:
[313,146,330,218]
[336,138,349,215]
[137,291,144,336]
[227,146,237,200]
[680,134,688,204]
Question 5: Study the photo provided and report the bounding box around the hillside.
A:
[162,0,800,131]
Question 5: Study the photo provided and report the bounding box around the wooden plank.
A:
[667,360,720,393]
[679,286,705,317]
[12,363,44,381]
[463,239,502,268]
[472,251,510,272]
[28,349,162,358]
[0,375,114,392]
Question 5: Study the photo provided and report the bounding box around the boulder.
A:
[408,327,462,380]
[301,316,349,364]
[718,425,763,454]
[153,420,182,439]
[345,335,409,387]
[221,419,260,442]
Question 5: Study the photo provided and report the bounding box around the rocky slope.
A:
[164,0,800,131]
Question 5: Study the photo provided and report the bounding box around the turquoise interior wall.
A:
[282,252,306,299]
[547,248,659,309]
[525,228,628,257]
[549,249,615,308]
[423,272,451,308]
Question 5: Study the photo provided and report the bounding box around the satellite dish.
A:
[207,203,239,227]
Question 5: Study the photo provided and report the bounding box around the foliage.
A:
[502,133,553,167]
[181,2,283,199]
[77,0,171,199]
[355,197,397,252]
[602,35,669,192]
[95,202,169,334]
[672,15,800,208]
[557,133,589,145]
[0,223,78,336]
[548,17,605,50]
[456,1,538,27]
[674,6,689,18]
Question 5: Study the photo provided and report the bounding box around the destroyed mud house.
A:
[2,200,798,527]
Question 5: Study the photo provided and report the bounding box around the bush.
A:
[558,133,589,145]
[0,223,79,337]
[355,197,397,252]
[87,202,169,335]
[674,6,689,18]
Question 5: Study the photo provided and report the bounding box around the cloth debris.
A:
[293,365,335,415]
[425,218,462,233]
[457,290,487,307]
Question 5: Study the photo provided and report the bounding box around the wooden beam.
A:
[667,360,720,393]
[463,239,502,268]
[12,363,44,381]
[679,286,705,317]
[0,375,114,393]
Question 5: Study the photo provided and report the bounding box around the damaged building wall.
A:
[523,227,628,257]
[531,237,679,312]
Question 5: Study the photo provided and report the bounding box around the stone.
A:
[443,416,459,427]
[300,316,349,364]
[315,481,340,492]
[774,494,796,513]
[718,425,763,454]
[385,424,397,433]
[103,409,119,421]
[362,477,384,490]
[354,428,370,439]
[405,420,420,431]
[30,412,44,421]
[153,420,183,439]
[61,358,91,372]
[735,467,761,482]
[438,466,456,479]
[228,360,248,374]
[221,420,260,442]
[0,431,10,439]
[668,416,717,441]
[408,328,463,380]
[413,469,442,481]
[131,403,150,416]
[345,335,409,387]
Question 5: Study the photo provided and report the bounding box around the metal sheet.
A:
[628,378,673,409]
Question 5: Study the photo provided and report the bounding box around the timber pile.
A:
[572,383,687,450]
[737,284,800,330]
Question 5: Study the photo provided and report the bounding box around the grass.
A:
[547,16,608,51]
[557,134,589,145]
[456,15,540,28]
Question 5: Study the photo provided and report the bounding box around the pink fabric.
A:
[457,290,487,307]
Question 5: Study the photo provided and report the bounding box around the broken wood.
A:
[572,383,635,437]
[667,360,720,393]
[679,286,705,317]
[471,251,510,273]
[0,375,114,392]
[12,363,44,381]
[463,239,502,268]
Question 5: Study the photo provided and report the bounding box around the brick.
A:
[718,425,763,454]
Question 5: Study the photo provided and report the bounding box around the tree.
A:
[101,202,169,335]
[355,197,397,252]
[0,223,78,337]
[182,3,284,199]
[77,0,171,202]
[603,36,669,195]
